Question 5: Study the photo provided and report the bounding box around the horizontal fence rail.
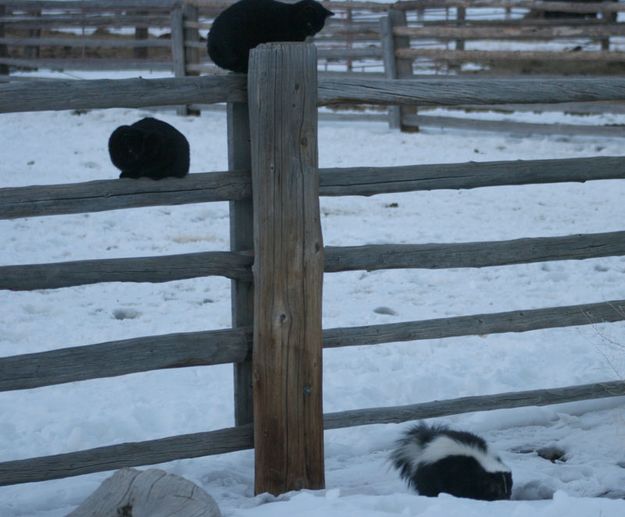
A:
[5,76,625,113]
[396,49,625,63]
[319,156,625,197]
[0,171,251,219]
[3,156,625,219]
[2,298,625,392]
[324,380,625,430]
[0,424,255,487]
[0,251,253,290]
[394,24,625,40]
[0,328,250,392]
[0,76,246,113]
[1,379,623,486]
[317,77,625,106]
[2,230,624,291]
[393,1,625,13]
[325,231,625,272]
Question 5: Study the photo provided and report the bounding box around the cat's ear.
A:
[323,7,335,18]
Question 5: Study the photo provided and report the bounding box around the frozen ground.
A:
[1,97,625,516]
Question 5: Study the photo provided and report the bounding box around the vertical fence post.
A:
[134,12,149,60]
[248,42,325,496]
[601,5,617,51]
[183,3,200,76]
[0,5,8,76]
[25,9,41,59]
[171,4,199,116]
[227,101,254,427]
[380,10,417,132]
[456,7,466,51]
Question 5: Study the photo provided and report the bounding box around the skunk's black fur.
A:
[207,0,334,73]
[108,117,190,180]
[390,423,512,501]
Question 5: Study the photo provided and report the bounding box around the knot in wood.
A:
[303,384,312,397]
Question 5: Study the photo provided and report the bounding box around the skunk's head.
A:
[391,424,512,501]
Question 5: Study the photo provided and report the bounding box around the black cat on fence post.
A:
[207,0,334,73]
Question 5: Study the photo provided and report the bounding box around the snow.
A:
[2,86,625,516]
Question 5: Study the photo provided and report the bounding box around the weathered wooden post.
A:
[134,12,149,60]
[0,5,8,76]
[380,10,417,132]
[227,100,254,427]
[171,4,200,116]
[248,42,325,495]
[455,7,466,52]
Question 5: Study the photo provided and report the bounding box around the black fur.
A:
[390,423,512,501]
[207,0,334,73]
[108,117,190,180]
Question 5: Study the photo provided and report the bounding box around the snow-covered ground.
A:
[2,85,625,516]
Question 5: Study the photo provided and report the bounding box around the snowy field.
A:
[2,90,625,516]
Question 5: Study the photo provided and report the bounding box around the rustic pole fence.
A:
[171,2,200,115]
[248,42,325,495]
[0,5,7,75]
[228,100,255,427]
[380,8,416,131]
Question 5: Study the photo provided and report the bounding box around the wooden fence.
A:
[4,1,625,134]
[3,42,625,496]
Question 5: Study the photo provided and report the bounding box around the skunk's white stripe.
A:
[418,436,510,473]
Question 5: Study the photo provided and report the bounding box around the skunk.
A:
[390,423,512,501]
[207,0,334,73]
[108,117,190,180]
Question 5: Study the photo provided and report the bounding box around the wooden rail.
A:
[0,75,246,112]
[4,75,625,113]
[2,230,623,291]
[0,250,253,290]
[5,156,625,219]
[0,328,250,391]
[325,231,625,272]
[396,48,625,63]
[2,297,625,392]
[394,24,625,39]
[1,379,623,487]
[318,76,625,106]
[393,1,625,14]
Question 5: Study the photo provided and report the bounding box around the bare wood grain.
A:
[228,102,255,427]
[0,250,253,291]
[324,380,625,429]
[0,328,250,392]
[318,76,625,106]
[323,298,625,349]
[249,42,325,495]
[0,75,246,113]
[394,23,625,40]
[0,424,254,487]
[393,1,625,14]
[396,48,625,63]
[0,171,251,220]
[3,157,625,220]
[324,231,625,273]
[318,156,625,197]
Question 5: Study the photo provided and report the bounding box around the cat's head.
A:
[295,0,334,37]
[109,125,161,168]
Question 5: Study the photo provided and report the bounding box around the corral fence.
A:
[4,1,625,131]
[6,1,625,77]
[2,42,625,495]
